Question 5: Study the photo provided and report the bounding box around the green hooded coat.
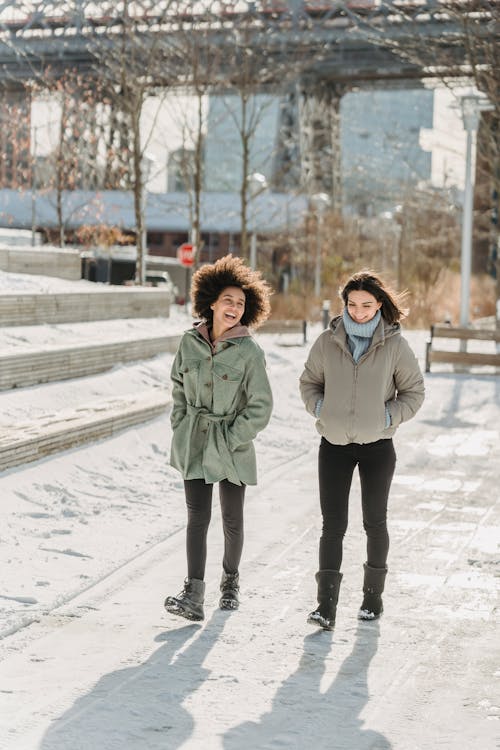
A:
[170,323,273,486]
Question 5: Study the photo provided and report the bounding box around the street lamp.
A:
[310,192,330,297]
[31,126,38,247]
[139,152,155,284]
[248,172,267,269]
[457,90,493,328]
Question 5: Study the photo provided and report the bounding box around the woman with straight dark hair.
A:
[300,270,424,630]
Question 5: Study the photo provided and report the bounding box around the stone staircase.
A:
[0,286,180,472]
[0,334,181,390]
[0,287,170,326]
[0,391,170,473]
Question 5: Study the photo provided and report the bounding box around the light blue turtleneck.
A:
[342,308,381,362]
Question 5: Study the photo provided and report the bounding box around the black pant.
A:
[184,478,246,581]
[318,437,396,571]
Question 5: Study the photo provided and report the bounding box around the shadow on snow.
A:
[40,617,390,750]
[223,622,391,750]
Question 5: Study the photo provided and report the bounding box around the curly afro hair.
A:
[191,254,272,329]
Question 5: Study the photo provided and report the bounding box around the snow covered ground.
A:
[0,270,498,749]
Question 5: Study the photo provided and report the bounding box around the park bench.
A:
[425,324,500,372]
[257,319,307,345]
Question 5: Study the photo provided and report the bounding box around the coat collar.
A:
[329,314,400,350]
[193,321,251,351]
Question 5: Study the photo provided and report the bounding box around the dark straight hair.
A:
[340,270,409,325]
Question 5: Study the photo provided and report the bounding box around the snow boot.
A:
[358,563,387,620]
[307,570,343,631]
[164,578,205,621]
[219,571,240,610]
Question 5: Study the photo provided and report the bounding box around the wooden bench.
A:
[425,325,500,372]
[257,319,307,345]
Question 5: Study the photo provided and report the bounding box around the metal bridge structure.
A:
[0,1,497,205]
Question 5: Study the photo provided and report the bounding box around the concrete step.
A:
[0,334,181,390]
[0,288,171,326]
[0,390,170,473]
[0,246,82,280]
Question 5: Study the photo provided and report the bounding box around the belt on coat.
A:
[184,404,240,484]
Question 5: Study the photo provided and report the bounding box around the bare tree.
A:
[30,70,110,246]
[210,2,312,261]
[88,0,183,284]
[347,1,499,310]
[0,89,31,189]
[160,3,225,264]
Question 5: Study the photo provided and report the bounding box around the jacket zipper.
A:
[347,364,358,443]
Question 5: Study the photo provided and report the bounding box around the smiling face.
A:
[210,286,246,338]
[346,290,382,323]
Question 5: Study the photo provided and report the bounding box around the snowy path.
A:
[1,425,498,749]
[0,326,499,749]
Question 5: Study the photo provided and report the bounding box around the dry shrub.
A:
[264,189,496,329]
[271,292,314,320]
[406,269,496,328]
[75,224,134,248]
[270,268,496,329]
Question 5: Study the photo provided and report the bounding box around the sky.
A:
[0,265,498,749]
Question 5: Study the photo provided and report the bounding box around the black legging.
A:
[184,478,246,581]
[318,437,396,571]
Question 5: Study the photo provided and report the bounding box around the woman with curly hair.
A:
[165,254,273,622]
[300,270,424,630]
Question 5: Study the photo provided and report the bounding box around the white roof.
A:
[0,189,308,235]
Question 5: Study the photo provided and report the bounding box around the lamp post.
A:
[30,126,38,247]
[138,152,155,285]
[457,90,493,328]
[310,192,330,297]
[248,172,267,269]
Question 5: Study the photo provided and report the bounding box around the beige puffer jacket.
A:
[299,315,424,445]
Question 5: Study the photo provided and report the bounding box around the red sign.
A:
[177,243,196,267]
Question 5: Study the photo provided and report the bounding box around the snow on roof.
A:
[0,189,308,235]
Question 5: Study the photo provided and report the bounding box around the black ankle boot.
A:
[358,563,387,620]
[307,570,343,631]
[164,578,205,621]
[219,571,240,610]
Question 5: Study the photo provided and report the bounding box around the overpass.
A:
[0,1,496,203]
[0,2,487,86]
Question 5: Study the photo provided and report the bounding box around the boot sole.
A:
[358,608,383,621]
[307,612,335,631]
[164,600,204,622]
[219,597,239,611]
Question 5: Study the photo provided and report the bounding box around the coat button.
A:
[222,374,228,380]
